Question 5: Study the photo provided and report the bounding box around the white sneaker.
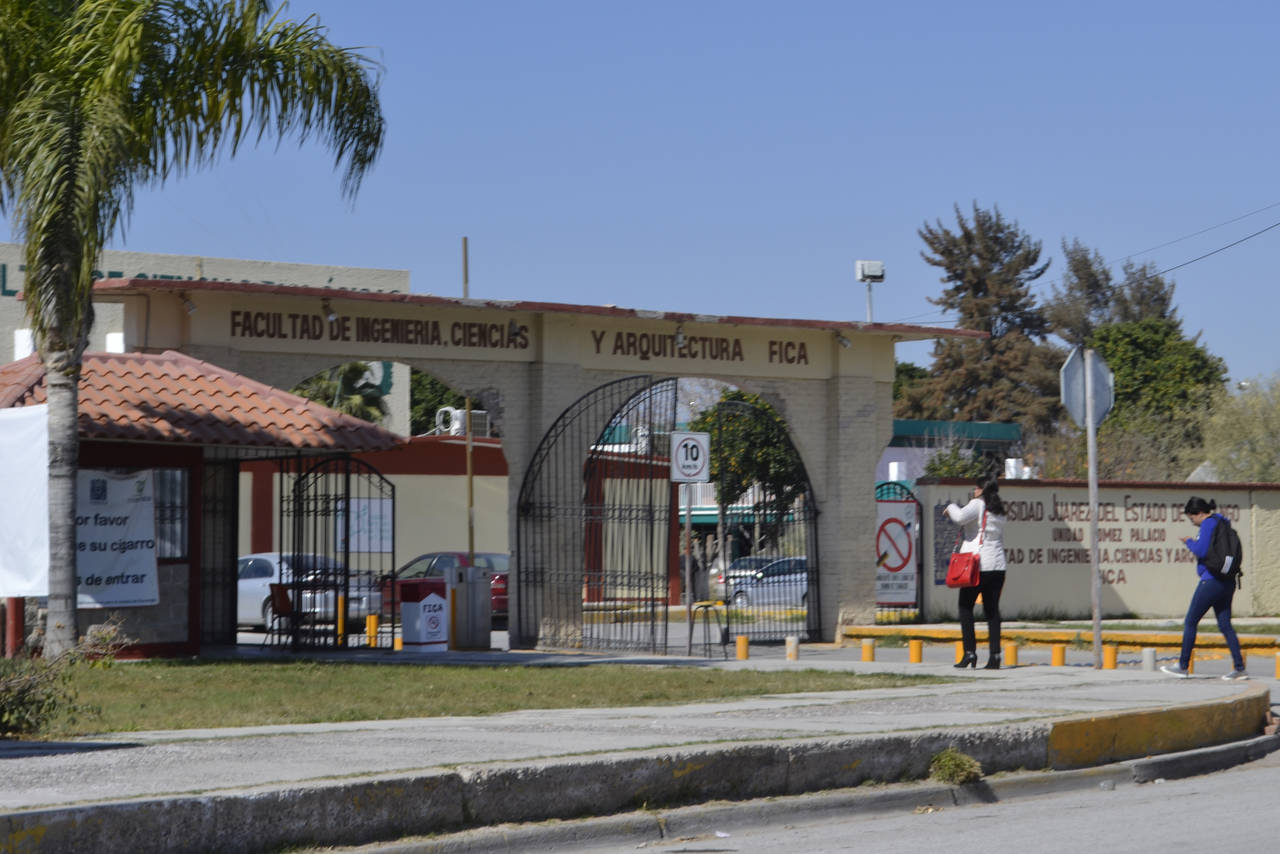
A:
[1160,663,1190,678]
[1222,669,1249,681]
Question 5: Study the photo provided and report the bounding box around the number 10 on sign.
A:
[670,432,711,483]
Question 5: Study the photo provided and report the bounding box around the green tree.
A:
[1045,239,1178,349]
[1202,377,1280,481]
[292,362,388,424]
[0,0,384,656]
[408,368,465,435]
[689,389,808,550]
[896,204,1064,434]
[893,361,928,401]
[1031,318,1225,480]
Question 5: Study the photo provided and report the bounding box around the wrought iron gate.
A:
[277,455,396,650]
[515,376,678,652]
[706,399,821,643]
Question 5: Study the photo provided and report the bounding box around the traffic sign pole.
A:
[1086,349,1102,668]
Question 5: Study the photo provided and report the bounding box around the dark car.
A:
[384,551,509,625]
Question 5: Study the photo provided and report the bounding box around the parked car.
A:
[728,556,809,608]
[237,552,382,628]
[711,555,776,602]
[383,551,509,625]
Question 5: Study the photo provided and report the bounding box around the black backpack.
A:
[1204,516,1244,588]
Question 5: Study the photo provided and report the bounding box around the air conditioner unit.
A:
[435,406,490,436]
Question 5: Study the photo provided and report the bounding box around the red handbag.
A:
[945,508,985,588]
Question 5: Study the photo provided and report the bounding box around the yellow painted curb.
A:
[1047,683,1271,769]
[841,626,1279,651]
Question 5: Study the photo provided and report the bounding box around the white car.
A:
[728,557,809,608]
[237,552,382,628]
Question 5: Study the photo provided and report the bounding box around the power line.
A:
[1154,219,1280,277]
[1123,200,1280,261]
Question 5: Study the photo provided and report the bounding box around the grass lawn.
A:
[49,661,944,739]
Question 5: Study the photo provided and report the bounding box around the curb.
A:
[410,734,1280,854]
[0,685,1270,854]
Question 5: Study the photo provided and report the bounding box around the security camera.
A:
[856,260,885,283]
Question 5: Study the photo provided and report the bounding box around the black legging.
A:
[958,571,1007,655]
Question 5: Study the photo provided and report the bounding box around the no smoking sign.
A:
[670,432,710,483]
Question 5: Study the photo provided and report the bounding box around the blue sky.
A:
[7,1,1279,383]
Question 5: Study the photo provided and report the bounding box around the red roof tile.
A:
[0,351,403,452]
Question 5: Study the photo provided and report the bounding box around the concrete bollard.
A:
[1141,647,1157,671]
[1051,643,1066,667]
[908,639,923,663]
[785,636,799,661]
[736,635,749,660]
[1103,644,1118,669]
[1003,642,1018,667]
[861,638,875,662]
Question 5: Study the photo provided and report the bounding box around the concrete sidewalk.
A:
[0,640,1277,854]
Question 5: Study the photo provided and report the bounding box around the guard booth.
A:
[0,350,403,658]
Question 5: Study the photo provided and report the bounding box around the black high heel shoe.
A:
[954,651,977,669]
[983,654,1001,670]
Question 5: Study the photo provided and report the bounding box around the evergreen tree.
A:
[1045,239,1179,349]
[895,204,1063,433]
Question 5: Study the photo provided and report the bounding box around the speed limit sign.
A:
[670,432,710,483]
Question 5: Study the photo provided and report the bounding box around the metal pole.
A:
[1086,348,1102,668]
[684,484,694,656]
[865,281,873,323]
[462,237,475,564]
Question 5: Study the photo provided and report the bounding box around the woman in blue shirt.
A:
[1160,496,1247,680]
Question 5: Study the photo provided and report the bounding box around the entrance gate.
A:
[515,376,678,652]
[515,379,821,652]
[704,399,820,643]
[277,455,396,650]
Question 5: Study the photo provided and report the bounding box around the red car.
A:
[385,551,509,625]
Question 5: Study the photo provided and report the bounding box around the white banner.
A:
[0,405,50,596]
[76,470,159,608]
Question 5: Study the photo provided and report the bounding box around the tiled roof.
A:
[0,351,403,452]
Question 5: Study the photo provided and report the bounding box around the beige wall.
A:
[917,480,1280,620]
[237,472,509,566]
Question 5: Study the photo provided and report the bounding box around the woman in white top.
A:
[945,477,1009,669]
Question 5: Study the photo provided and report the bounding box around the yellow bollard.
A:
[337,594,346,640]
[955,640,966,663]
[1051,643,1066,666]
[1103,644,1118,669]
[1275,652,1279,680]
[908,639,923,663]
[736,634,749,660]
[1003,642,1018,667]
[861,638,875,662]
[394,636,403,651]
[365,614,379,648]
[1188,654,1195,674]
[785,636,799,661]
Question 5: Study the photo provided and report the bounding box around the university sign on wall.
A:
[919,480,1251,618]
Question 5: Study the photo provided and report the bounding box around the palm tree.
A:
[292,362,389,424]
[0,1,384,656]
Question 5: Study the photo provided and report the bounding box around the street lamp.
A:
[856,260,885,323]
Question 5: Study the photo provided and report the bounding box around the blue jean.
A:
[1179,575,1244,671]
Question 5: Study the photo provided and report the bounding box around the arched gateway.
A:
[95,278,978,645]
